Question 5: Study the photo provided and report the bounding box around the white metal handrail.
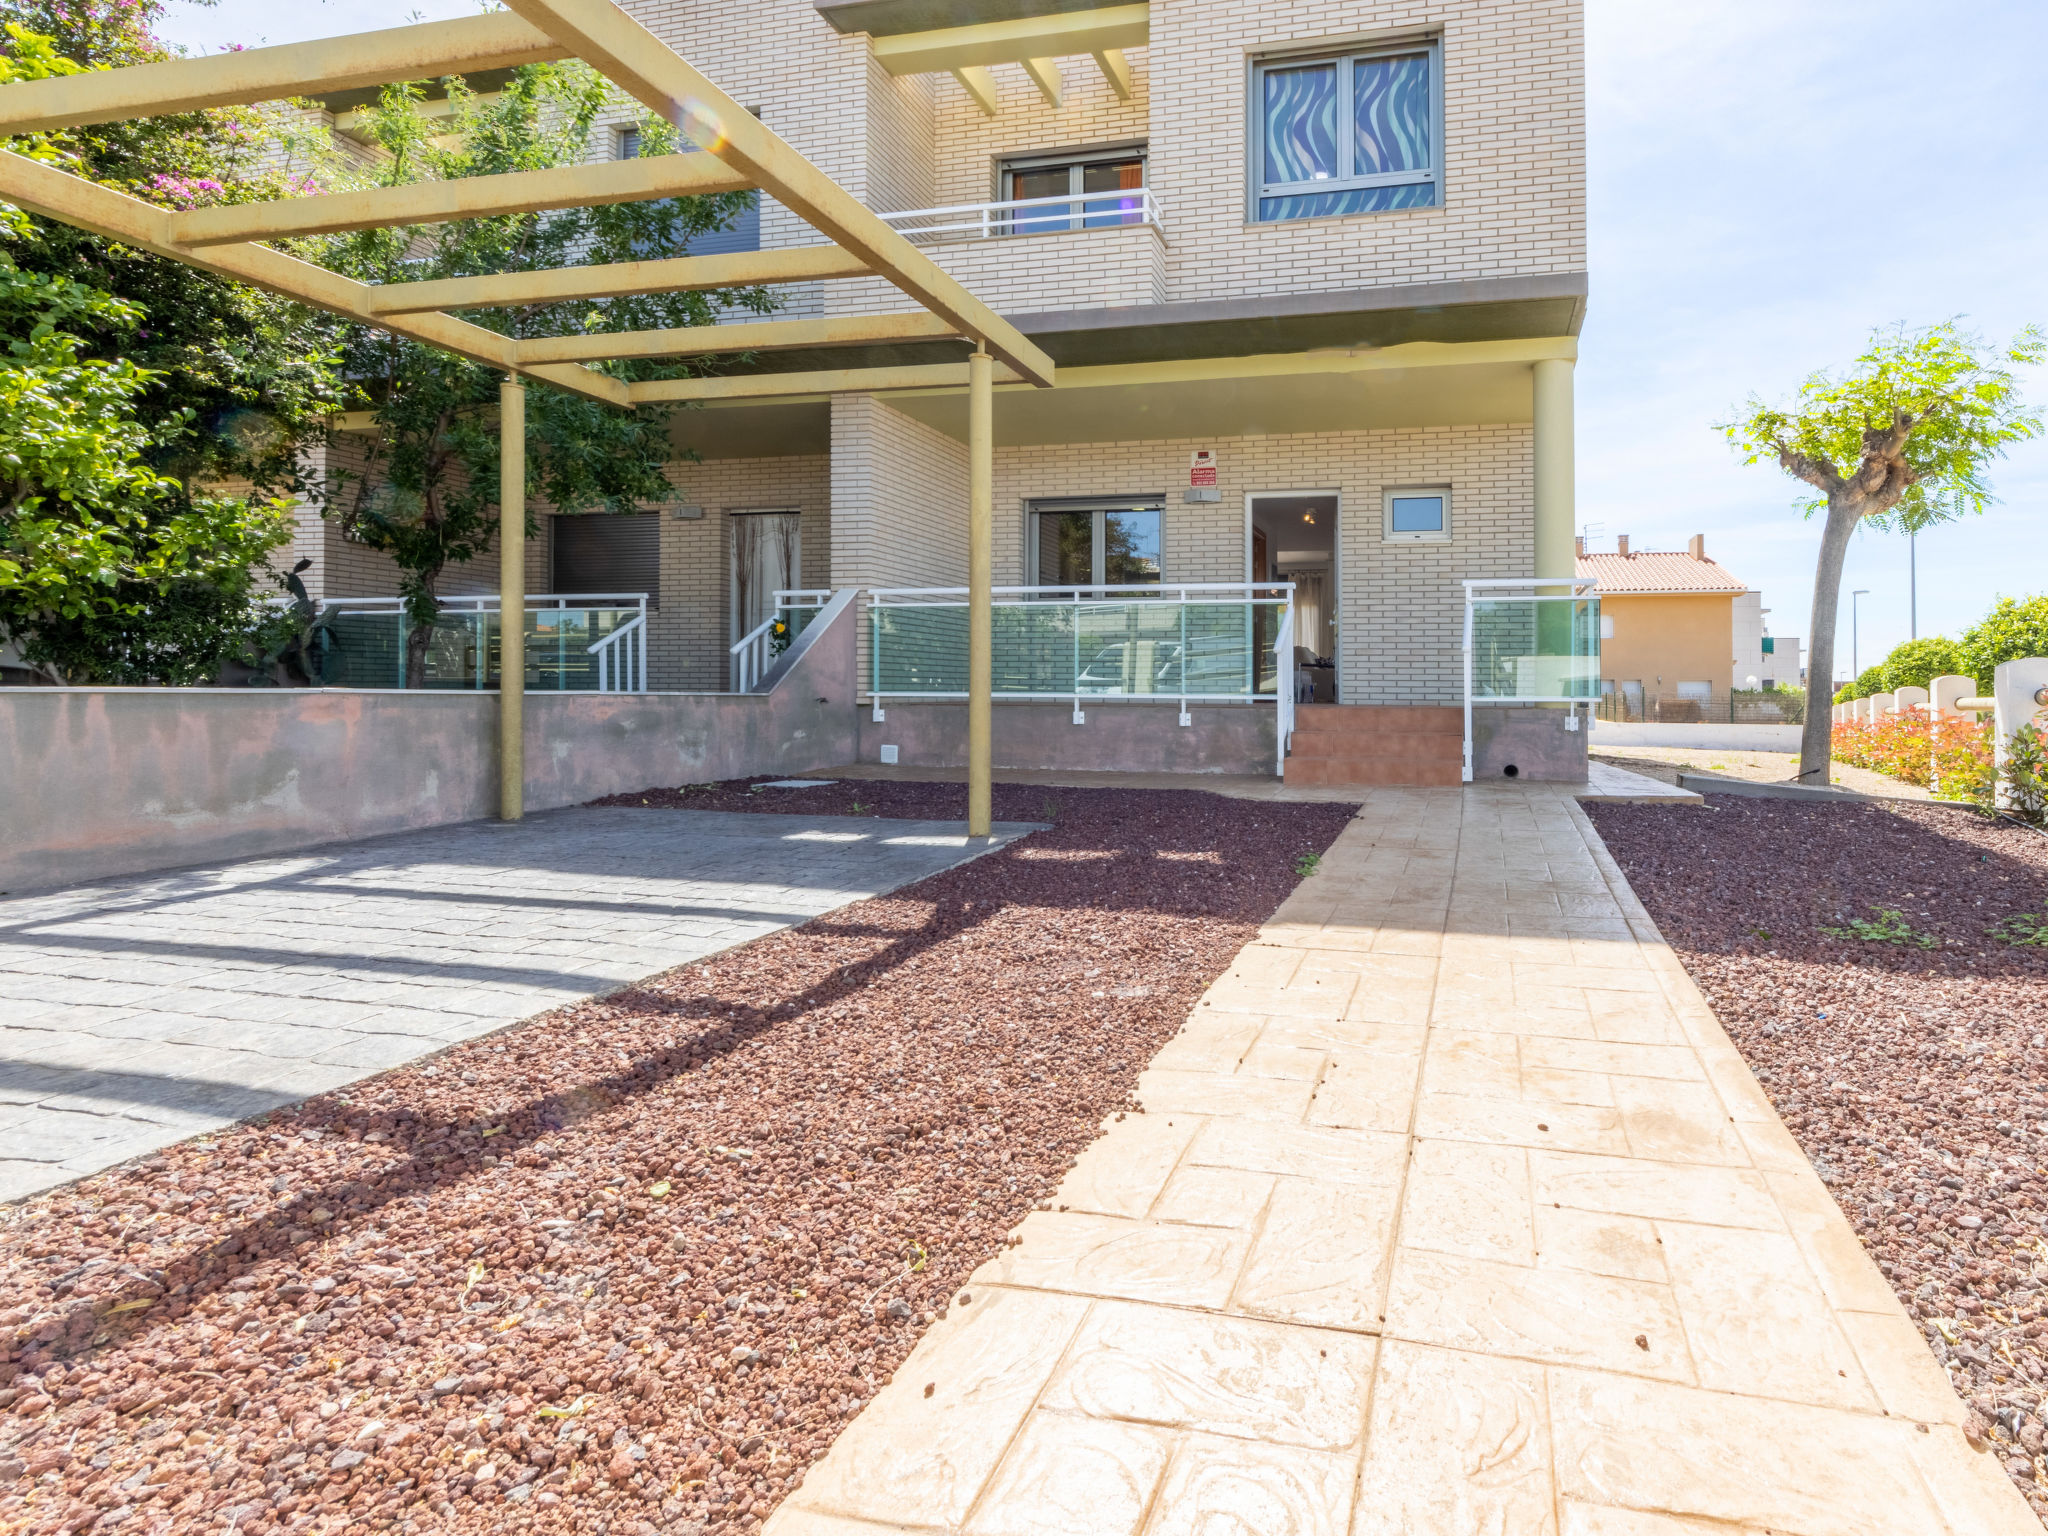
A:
[1275,603,1295,778]
[589,612,647,693]
[868,581,1289,606]
[730,588,831,693]
[315,592,650,612]
[877,188,1166,243]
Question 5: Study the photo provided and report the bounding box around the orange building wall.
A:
[1599,593,1735,692]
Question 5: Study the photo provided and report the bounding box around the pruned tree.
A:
[318,65,774,687]
[1724,322,2044,782]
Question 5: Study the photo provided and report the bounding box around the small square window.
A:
[1382,487,1449,543]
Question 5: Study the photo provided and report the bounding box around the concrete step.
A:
[1283,755,1464,787]
[1293,704,1462,735]
[1287,731,1464,762]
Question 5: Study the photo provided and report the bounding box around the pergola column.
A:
[1532,357,1575,581]
[499,375,526,822]
[967,346,993,837]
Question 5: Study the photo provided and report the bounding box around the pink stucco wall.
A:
[0,593,859,893]
[860,699,1278,777]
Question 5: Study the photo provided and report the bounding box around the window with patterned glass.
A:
[1252,42,1439,223]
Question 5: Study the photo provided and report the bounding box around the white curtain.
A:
[730,512,801,644]
[1292,571,1326,660]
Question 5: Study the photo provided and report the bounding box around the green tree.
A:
[1833,666,1885,705]
[0,4,347,680]
[321,67,772,686]
[1879,635,1964,694]
[1724,321,2044,782]
[1958,595,2048,692]
[0,259,293,681]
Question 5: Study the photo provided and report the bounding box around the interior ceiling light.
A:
[1302,512,1316,524]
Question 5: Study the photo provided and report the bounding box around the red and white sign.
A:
[1188,449,1218,489]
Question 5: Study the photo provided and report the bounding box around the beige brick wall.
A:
[1152,0,1585,303]
[993,423,1532,705]
[825,221,1163,316]
[830,395,968,692]
[649,454,831,690]
[926,48,1150,207]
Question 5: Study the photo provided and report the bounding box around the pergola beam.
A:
[952,66,1000,117]
[0,150,630,405]
[169,153,750,246]
[516,311,958,366]
[628,361,1021,403]
[0,13,566,135]
[496,0,1055,387]
[365,245,873,314]
[869,5,1148,76]
[1093,48,1134,101]
[1020,57,1064,110]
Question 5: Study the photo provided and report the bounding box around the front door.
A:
[1249,492,1339,701]
[729,510,800,686]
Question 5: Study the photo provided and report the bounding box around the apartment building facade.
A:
[289,0,1587,774]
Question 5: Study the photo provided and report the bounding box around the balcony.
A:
[824,190,1166,319]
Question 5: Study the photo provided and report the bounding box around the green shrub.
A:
[1833,666,1886,704]
[1880,635,1964,692]
[1959,595,2048,691]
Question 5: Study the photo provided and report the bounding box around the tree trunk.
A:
[1798,493,1869,782]
[403,617,432,690]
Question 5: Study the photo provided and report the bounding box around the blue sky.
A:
[156,0,2048,684]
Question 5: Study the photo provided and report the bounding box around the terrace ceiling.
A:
[0,0,1056,405]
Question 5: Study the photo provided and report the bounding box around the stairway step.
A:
[1288,732,1464,762]
[1293,704,1461,733]
[1284,756,1464,787]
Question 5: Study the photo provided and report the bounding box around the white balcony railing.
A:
[731,589,832,693]
[314,593,650,692]
[868,582,1294,775]
[878,188,1166,244]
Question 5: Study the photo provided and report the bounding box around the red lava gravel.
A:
[0,783,1355,1536]
[1586,793,2048,1522]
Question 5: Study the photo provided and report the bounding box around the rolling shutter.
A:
[552,512,660,610]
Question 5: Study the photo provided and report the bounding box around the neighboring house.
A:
[285,0,1589,781]
[1577,534,1800,722]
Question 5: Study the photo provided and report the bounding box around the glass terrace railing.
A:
[316,594,649,692]
[869,583,1295,709]
[1462,579,1602,703]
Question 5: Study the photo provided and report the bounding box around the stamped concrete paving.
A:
[0,807,1034,1203]
[768,784,2036,1536]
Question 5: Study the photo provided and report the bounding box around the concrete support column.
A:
[1532,357,1576,581]
[498,376,526,822]
[966,348,993,837]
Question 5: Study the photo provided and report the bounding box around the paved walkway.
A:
[769,784,2033,1536]
[0,808,1033,1202]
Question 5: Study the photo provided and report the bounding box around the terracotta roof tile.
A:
[1576,550,1748,594]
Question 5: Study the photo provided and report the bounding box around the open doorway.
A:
[1249,492,1338,703]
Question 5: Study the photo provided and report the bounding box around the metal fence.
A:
[1592,687,1806,725]
[318,594,648,692]
[731,589,832,693]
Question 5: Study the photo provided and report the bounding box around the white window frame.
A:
[1249,38,1443,223]
[1382,485,1451,544]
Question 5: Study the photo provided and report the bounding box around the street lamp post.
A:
[1851,588,1870,680]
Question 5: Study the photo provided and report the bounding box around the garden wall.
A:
[0,593,859,893]
[859,700,1277,776]
[1590,720,1803,751]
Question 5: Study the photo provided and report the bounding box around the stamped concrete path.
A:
[769,783,2035,1536]
[0,807,1033,1203]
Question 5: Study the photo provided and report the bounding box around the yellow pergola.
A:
[0,0,1051,836]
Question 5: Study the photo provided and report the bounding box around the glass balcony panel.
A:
[1469,597,1601,700]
